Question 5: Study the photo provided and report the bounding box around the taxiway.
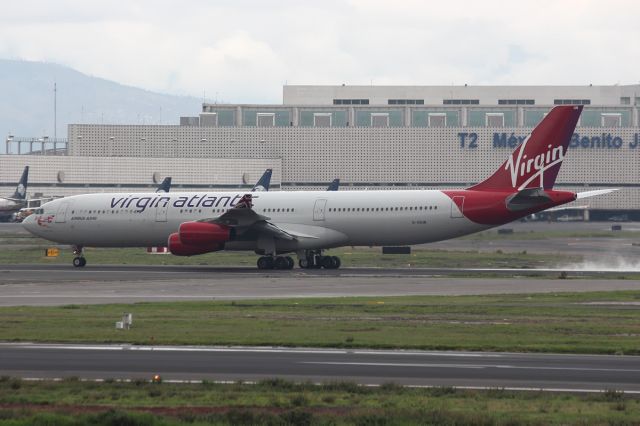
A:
[1,264,639,306]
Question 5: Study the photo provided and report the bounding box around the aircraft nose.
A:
[21,214,38,235]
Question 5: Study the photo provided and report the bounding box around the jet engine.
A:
[178,222,234,245]
[167,222,234,256]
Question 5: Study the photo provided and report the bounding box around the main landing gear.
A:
[257,255,294,270]
[256,251,341,270]
[298,250,341,270]
[72,245,86,268]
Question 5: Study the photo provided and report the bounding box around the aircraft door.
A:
[313,199,327,221]
[450,196,464,219]
[55,202,70,223]
[155,202,168,222]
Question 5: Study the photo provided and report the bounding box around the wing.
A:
[198,194,268,227]
[576,188,619,200]
[505,188,552,212]
[197,193,317,240]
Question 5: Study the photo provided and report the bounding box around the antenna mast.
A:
[54,82,57,140]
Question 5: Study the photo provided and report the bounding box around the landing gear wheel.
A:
[73,257,86,268]
[257,256,274,270]
[285,256,294,270]
[274,256,289,270]
[321,256,335,269]
[331,256,341,269]
[299,258,309,269]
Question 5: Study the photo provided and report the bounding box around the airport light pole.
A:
[6,135,13,154]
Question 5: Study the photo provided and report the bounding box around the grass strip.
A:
[0,378,639,425]
[0,244,578,269]
[1,292,639,354]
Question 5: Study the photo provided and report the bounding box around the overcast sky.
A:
[1,0,638,103]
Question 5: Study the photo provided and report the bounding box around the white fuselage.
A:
[0,198,24,213]
[23,190,490,251]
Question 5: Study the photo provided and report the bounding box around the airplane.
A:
[156,177,172,193]
[252,169,272,192]
[0,166,29,221]
[23,106,617,269]
[327,179,340,191]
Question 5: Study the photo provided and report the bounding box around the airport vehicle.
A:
[155,177,172,193]
[23,106,616,269]
[252,169,272,192]
[0,166,29,221]
[327,179,340,191]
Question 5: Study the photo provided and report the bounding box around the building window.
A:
[371,113,389,127]
[620,97,631,105]
[498,99,535,105]
[601,113,622,127]
[257,113,275,127]
[388,99,424,105]
[443,99,479,105]
[428,113,446,127]
[486,113,505,127]
[333,99,369,105]
[313,113,332,127]
[180,116,200,126]
[554,99,591,105]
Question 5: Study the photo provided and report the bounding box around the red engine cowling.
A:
[179,222,233,245]
[167,232,224,256]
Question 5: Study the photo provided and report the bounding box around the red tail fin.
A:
[469,105,582,192]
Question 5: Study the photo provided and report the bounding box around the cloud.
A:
[0,0,638,102]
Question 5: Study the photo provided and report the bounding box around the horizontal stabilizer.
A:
[576,188,619,200]
[505,188,552,212]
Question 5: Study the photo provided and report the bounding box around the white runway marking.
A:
[305,361,640,373]
[302,362,484,369]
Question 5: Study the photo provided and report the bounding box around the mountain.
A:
[0,59,202,146]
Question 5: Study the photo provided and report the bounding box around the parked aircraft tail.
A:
[252,169,273,192]
[12,166,29,200]
[327,179,340,191]
[156,177,172,193]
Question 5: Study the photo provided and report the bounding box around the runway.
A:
[1,264,640,306]
[1,343,639,392]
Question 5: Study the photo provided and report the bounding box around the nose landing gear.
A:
[72,245,86,268]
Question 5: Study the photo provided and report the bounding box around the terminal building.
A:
[2,84,639,219]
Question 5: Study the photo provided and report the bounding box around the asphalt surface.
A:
[1,343,639,392]
[1,264,640,306]
[2,223,639,393]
